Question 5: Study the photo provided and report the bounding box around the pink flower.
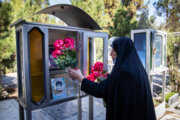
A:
[54,39,64,50]
[92,71,100,78]
[87,74,96,82]
[57,39,64,46]
[52,51,58,58]
[54,42,61,50]
[91,62,104,72]
[52,50,63,58]
[64,38,75,50]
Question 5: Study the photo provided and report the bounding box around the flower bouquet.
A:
[87,62,108,83]
[87,61,108,107]
[52,38,77,70]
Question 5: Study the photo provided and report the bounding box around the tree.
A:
[72,0,107,29]
[122,0,144,15]
[137,9,156,29]
[0,1,14,83]
[108,4,137,37]
[154,0,180,32]
[102,0,120,32]
[167,34,180,92]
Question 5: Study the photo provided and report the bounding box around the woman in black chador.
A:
[68,37,156,120]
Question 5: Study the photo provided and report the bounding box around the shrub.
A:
[165,92,176,103]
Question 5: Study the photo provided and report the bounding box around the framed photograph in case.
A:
[50,74,67,101]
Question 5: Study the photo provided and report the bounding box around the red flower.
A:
[54,42,61,50]
[87,74,96,82]
[87,62,107,82]
[52,50,63,58]
[64,38,75,50]
[92,71,100,78]
[91,62,104,72]
[54,39,64,50]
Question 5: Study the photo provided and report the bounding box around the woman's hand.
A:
[68,69,85,82]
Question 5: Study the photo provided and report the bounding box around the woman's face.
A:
[110,48,117,61]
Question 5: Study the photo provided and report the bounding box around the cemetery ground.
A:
[0,72,180,120]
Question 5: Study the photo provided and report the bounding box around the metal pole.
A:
[150,75,153,94]
[89,38,94,120]
[78,83,82,120]
[19,104,24,120]
[25,110,32,120]
[162,70,166,101]
[89,96,93,120]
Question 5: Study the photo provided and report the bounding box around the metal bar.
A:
[43,28,50,103]
[88,37,94,120]
[78,83,82,120]
[25,110,32,120]
[19,104,24,120]
[103,34,108,71]
[22,24,32,119]
[162,71,166,101]
[146,30,150,75]
[150,75,153,94]
[89,96,93,120]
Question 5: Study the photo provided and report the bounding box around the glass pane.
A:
[87,37,104,74]
[48,29,79,101]
[134,33,146,68]
[29,28,45,103]
[154,35,162,68]
[164,38,167,66]
[94,37,104,63]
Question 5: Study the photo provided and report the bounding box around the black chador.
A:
[81,37,156,120]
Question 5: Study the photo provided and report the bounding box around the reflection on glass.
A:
[50,73,79,101]
[94,37,104,63]
[152,73,163,106]
[134,33,146,68]
[29,28,45,103]
[154,35,162,68]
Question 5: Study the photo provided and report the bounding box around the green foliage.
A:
[54,50,77,70]
[154,0,180,32]
[72,0,107,29]
[167,34,180,92]
[108,4,137,37]
[0,1,15,77]
[122,0,144,11]
[94,38,104,62]
[165,92,176,102]
[137,9,156,29]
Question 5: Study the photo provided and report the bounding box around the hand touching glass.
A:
[68,69,84,82]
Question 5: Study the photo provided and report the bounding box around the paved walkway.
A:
[1,98,180,120]
[0,97,106,120]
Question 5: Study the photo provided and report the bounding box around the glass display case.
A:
[131,29,167,73]
[131,29,167,119]
[11,4,108,120]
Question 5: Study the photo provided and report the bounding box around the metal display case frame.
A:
[131,29,167,119]
[11,4,108,120]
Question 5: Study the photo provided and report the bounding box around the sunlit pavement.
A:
[0,96,106,120]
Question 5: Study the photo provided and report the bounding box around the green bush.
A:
[165,92,176,102]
